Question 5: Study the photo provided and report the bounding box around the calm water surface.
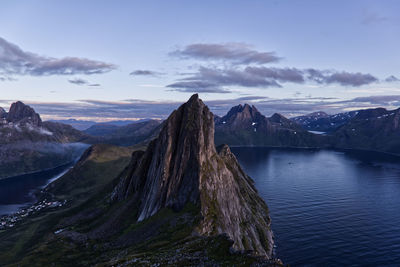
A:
[232,147,400,267]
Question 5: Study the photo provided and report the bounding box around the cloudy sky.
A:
[1,0,399,121]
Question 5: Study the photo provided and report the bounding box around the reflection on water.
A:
[232,147,400,267]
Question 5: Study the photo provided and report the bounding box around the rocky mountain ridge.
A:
[111,94,274,256]
[215,103,322,147]
[291,110,359,133]
[332,107,400,153]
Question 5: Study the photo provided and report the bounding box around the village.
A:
[0,199,66,230]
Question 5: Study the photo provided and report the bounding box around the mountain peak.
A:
[187,93,200,103]
[222,103,261,124]
[269,113,287,123]
[6,101,42,126]
[111,95,274,257]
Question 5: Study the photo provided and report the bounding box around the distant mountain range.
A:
[2,99,400,180]
[49,119,149,131]
[83,120,161,146]
[215,104,324,147]
[332,107,400,154]
[291,110,359,133]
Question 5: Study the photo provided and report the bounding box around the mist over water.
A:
[232,147,400,266]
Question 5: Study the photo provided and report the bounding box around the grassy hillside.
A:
[0,144,136,265]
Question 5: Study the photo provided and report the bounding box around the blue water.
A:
[0,163,73,216]
[231,147,400,267]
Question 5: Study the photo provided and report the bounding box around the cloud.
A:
[8,93,398,122]
[362,12,388,25]
[167,66,378,92]
[0,37,116,79]
[385,75,400,82]
[318,71,378,86]
[68,78,88,85]
[68,78,100,86]
[130,70,163,77]
[340,95,400,105]
[170,43,281,65]
[166,80,230,93]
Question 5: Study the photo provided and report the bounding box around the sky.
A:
[0,0,399,121]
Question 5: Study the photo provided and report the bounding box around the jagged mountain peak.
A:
[111,94,274,257]
[222,103,262,124]
[269,112,288,123]
[6,101,42,126]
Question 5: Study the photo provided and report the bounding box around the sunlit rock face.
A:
[112,94,274,257]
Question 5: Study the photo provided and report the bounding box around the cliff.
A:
[112,94,274,256]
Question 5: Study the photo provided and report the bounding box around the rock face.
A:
[112,94,274,257]
[6,101,42,126]
[215,103,322,147]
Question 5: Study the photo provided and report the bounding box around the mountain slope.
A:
[83,120,162,146]
[0,102,87,179]
[332,107,400,153]
[291,110,359,133]
[215,104,322,147]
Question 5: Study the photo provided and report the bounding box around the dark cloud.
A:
[323,72,378,86]
[170,43,281,65]
[306,69,378,86]
[245,66,305,83]
[68,78,100,87]
[130,70,163,76]
[68,78,88,85]
[385,75,400,82]
[167,66,377,92]
[0,37,115,78]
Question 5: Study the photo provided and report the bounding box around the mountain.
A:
[0,102,88,179]
[48,119,97,131]
[291,110,359,133]
[0,95,281,266]
[83,120,162,146]
[332,107,400,153]
[111,94,274,256]
[215,104,322,147]
[50,119,142,131]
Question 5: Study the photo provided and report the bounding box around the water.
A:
[0,163,73,216]
[231,147,400,267]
